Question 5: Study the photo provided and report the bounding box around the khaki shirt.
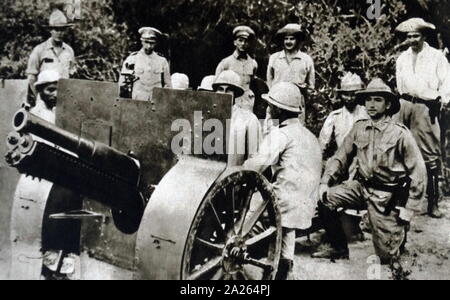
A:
[244,118,322,229]
[322,118,427,211]
[397,42,450,104]
[120,50,172,101]
[215,51,258,90]
[267,50,315,89]
[26,38,75,78]
[228,104,262,167]
[319,105,368,151]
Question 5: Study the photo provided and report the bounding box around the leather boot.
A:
[275,259,293,280]
[427,164,443,219]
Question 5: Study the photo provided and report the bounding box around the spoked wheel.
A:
[181,168,282,280]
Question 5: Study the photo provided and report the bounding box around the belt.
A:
[354,172,408,193]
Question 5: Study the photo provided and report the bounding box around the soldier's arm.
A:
[321,125,357,186]
[68,47,76,76]
[400,129,427,212]
[395,56,405,96]
[266,55,275,88]
[215,60,226,77]
[163,59,172,88]
[436,54,450,105]
[318,114,334,152]
[246,114,263,159]
[243,129,288,174]
[306,57,316,90]
[26,47,41,97]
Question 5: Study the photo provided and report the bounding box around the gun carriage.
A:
[4,79,282,280]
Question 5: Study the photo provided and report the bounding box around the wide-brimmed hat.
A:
[34,70,61,89]
[262,82,303,113]
[139,27,162,42]
[336,73,364,92]
[395,18,436,33]
[356,78,400,115]
[47,9,73,28]
[233,26,255,40]
[212,70,245,98]
[275,24,305,41]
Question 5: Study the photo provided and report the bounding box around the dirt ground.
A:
[293,197,450,280]
[1,198,449,280]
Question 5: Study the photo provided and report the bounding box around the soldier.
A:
[216,26,258,110]
[267,24,315,90]
[311,79,427,264]
[26,9,75,106]
[28,70,61,124]
[319,73,368,158]
[267,24,315,124]
[243,82,322,280]
[212,70,262,166]
[395,18,450,218]
[119,27,172,100]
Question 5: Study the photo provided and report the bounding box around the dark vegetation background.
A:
[0,0,449,134]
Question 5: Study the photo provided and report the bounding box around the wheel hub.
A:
[222,236,248,273]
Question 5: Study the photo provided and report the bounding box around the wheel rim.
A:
[181,169,282,280]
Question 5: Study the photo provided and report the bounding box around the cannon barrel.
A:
[6,110,146,234]
[13,109,140,185]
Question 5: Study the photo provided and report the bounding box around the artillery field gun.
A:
[2,79,282,280]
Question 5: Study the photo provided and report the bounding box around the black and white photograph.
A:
[0,0,449,282]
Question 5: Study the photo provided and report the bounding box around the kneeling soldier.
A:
[312,79,427,264]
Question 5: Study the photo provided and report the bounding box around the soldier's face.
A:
[365,96,390,120]
[284,35,298,51]
[40,83,58,109]
[234,37,249,53]
[406,31,425,52]
[215,85,235,97]
[142,40,156,54]
[341,91,357,112]
[50,27,65,42]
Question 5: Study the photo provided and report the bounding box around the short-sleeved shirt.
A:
[120,49,172,101]
[216,51,258,90]
[396,42,450,104]
[267,50,315,89]
[26,38,75,79]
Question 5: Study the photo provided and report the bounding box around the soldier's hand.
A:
[396,207,414,223]
[319,183,329,202]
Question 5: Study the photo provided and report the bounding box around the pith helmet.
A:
[262,82,303,113]
[233,26,255,40]
[198,75,216,91]
[34,70,61,89]
[356,78,400,115]
[212,71,245,98]
[171,73,190,90]
[337,73,364,92]
[48,9,73,28]
[395,18,436,33]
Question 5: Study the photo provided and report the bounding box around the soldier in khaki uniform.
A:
[216,26,258,110]
[119,27,172,100]
[395,18,450,218]
[312,79,427,264]
[26,9,75,105]
[244,82,322,280]
[212,70,262,167]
